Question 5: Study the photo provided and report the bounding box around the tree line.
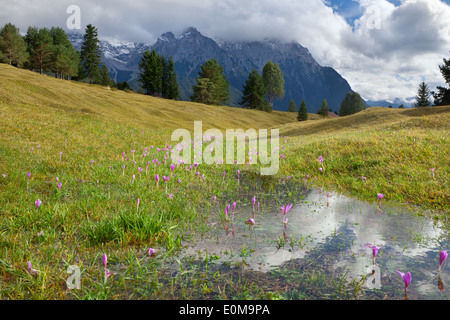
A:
[0,23,131,90]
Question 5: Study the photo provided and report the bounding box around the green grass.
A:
[0,63,448,300]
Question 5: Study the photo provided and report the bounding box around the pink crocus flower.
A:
[440,250,448,272]
[224,204,230,221]
[212,195,217,202]
[102,254,111,284]
[232,202,236,220]
[58,182,62,189]
[27,261,40,275]
[148,248,156,257]
[430,168,436,179]
[397,271,412,294]
[27,172,31,180]
[246,218,255,227]
[171,164,175,172]
[168,193,173,199]
[281,203,293,225]
[318,155,324,163]
[35,199,42,210]
[155,174,160,186]
[365,243,380,263]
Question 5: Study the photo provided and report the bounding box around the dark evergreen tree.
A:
[288,99,297,112]
[319,99,329,117]
[240,69,267,111]
[117,81,131,91]
[138,49,163,95]
[26,27,53,74]
[412,81,432,108]
[162,56,179,100]
[339,92,365,116]
[80,24,102,84]
[432,52,450,106]
[95,64,113,86]
[49,27,79,79]
[297,99,308,121]
[191,59,229,105]
[262,61,285,107]
[0,23,28,67]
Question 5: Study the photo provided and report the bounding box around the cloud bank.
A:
[1,0,449,105]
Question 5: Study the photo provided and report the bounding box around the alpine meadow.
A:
[0,0,450,305]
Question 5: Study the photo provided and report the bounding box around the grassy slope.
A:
[1,63,448,212]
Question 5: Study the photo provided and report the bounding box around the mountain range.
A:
[69,27,357,113]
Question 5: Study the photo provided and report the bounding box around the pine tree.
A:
[26,27,53,74]
[192,59,229,105]
[297,99,308,121]
[319,99,329,117]
[95,64,112,86]
[288,100,297,112]
[339,92,366,116]
[138,49,163,95]
[240,69,267,111]
[162,56,179,100]
[0,23,28,67]
[432,52,450,106]
[412,81,432,108]
[262,61,285,107]
[80,24,102,84]
[49,27,79,79]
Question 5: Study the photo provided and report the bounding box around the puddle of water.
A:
[181,189,449,300]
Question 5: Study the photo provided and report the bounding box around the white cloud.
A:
[0,0,449,104]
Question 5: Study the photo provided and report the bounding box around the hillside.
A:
[0,63,448,212]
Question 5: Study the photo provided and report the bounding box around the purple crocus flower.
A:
[246,218,255,227]
[365,243,380,263]
[27,172,31,180]
[27,261,40,275]
[102,254,111,283]
[440,250,448,272]
[397,271,412,294]
[224,204,230,221]
[35,199,42,210]
[232,202,236,220]
[148,248,156,257]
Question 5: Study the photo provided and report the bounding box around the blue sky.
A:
[1,0,450,105]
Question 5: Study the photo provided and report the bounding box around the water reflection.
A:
[183,189,449,300]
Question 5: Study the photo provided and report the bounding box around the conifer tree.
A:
[192,59,229,105]
[339,92,365,116]
[162,56,179,100]
[288,100,297,112]
[0,23,28,67]
[240,69,267,111]
[138,49,163,95]
[25,27,53,74]
[50,27,79,79]
[297,99,308,121]
[432,52,450,106]
[262,61,285,107]
[319,99,329,117]
[412,81,432,108]
[80,24,102,84]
